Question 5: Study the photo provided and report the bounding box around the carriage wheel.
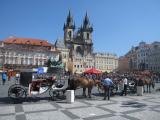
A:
[8,84,26,99]
[49,89,59,100]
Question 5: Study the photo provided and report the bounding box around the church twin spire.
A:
[63,11,93,32]
[63,11,93,59]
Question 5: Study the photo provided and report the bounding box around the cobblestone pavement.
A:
[0,79,160,120]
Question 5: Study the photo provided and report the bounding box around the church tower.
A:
[81,12,93,56]
[63,11,75,48]
[62,11,94,73]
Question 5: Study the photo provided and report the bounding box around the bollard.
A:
[66,90,74,103]
[137,86,143,96]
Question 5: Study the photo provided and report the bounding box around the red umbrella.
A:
[84,68,102,74]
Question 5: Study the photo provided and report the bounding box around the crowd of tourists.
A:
[1,69,160,101]
[79,70,160,100]
[1,70,20,85]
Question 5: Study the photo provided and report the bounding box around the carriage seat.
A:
[51,79,68,91]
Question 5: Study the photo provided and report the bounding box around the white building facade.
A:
[94,53,118,72]
[126,41,160,72]
[0,37,59,70]
[148,42,160,72]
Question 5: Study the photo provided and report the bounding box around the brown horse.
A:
[142,76,155,93]
[69,76,99,98]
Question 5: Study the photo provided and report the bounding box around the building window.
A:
[21,58,23,65]
[87,33,89,39]
[68,31,72,38]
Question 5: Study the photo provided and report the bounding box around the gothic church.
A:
[55,11,95,73]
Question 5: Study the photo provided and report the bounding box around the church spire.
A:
[82,12,93,32]
[67,10,72,25]
[64,10,75,30]
[83,12,89,28]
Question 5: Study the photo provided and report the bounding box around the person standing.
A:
[121,77,128,96]
[101,77,113,100]
[16,72,20,84]
[2,71,7,85]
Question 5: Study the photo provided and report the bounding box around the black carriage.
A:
[8,59,69,100]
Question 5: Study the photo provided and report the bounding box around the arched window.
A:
[68,31,72,38]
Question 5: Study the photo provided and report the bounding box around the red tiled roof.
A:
[3,37,52,47]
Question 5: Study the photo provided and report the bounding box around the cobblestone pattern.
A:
[0,93,160,120]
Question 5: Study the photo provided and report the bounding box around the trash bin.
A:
[137,86,143,96]
[66,90,74,103]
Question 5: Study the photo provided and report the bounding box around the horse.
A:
[142,76,155,93]
[68,76,99,98]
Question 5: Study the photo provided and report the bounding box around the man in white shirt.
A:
[121,77,128,96]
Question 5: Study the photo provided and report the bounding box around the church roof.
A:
[55,39,66,49]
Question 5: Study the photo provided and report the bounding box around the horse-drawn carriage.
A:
[8,60,155,101]
[8,59,69,100]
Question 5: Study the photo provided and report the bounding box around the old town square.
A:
[1,0,160,120]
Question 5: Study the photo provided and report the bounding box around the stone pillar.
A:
[137,86,143,96]
[66,90,74,103]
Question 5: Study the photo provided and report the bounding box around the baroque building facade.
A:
[148,42,160,72]
[0,37,59,71]
[118,56,130,72]
[94,53,118,73]
[124,41,160,72]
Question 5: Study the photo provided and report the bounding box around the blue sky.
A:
[0,0,160,57]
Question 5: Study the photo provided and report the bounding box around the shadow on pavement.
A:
[121,101,147,108]
[0,96,66,104]
[0,97,12,104]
